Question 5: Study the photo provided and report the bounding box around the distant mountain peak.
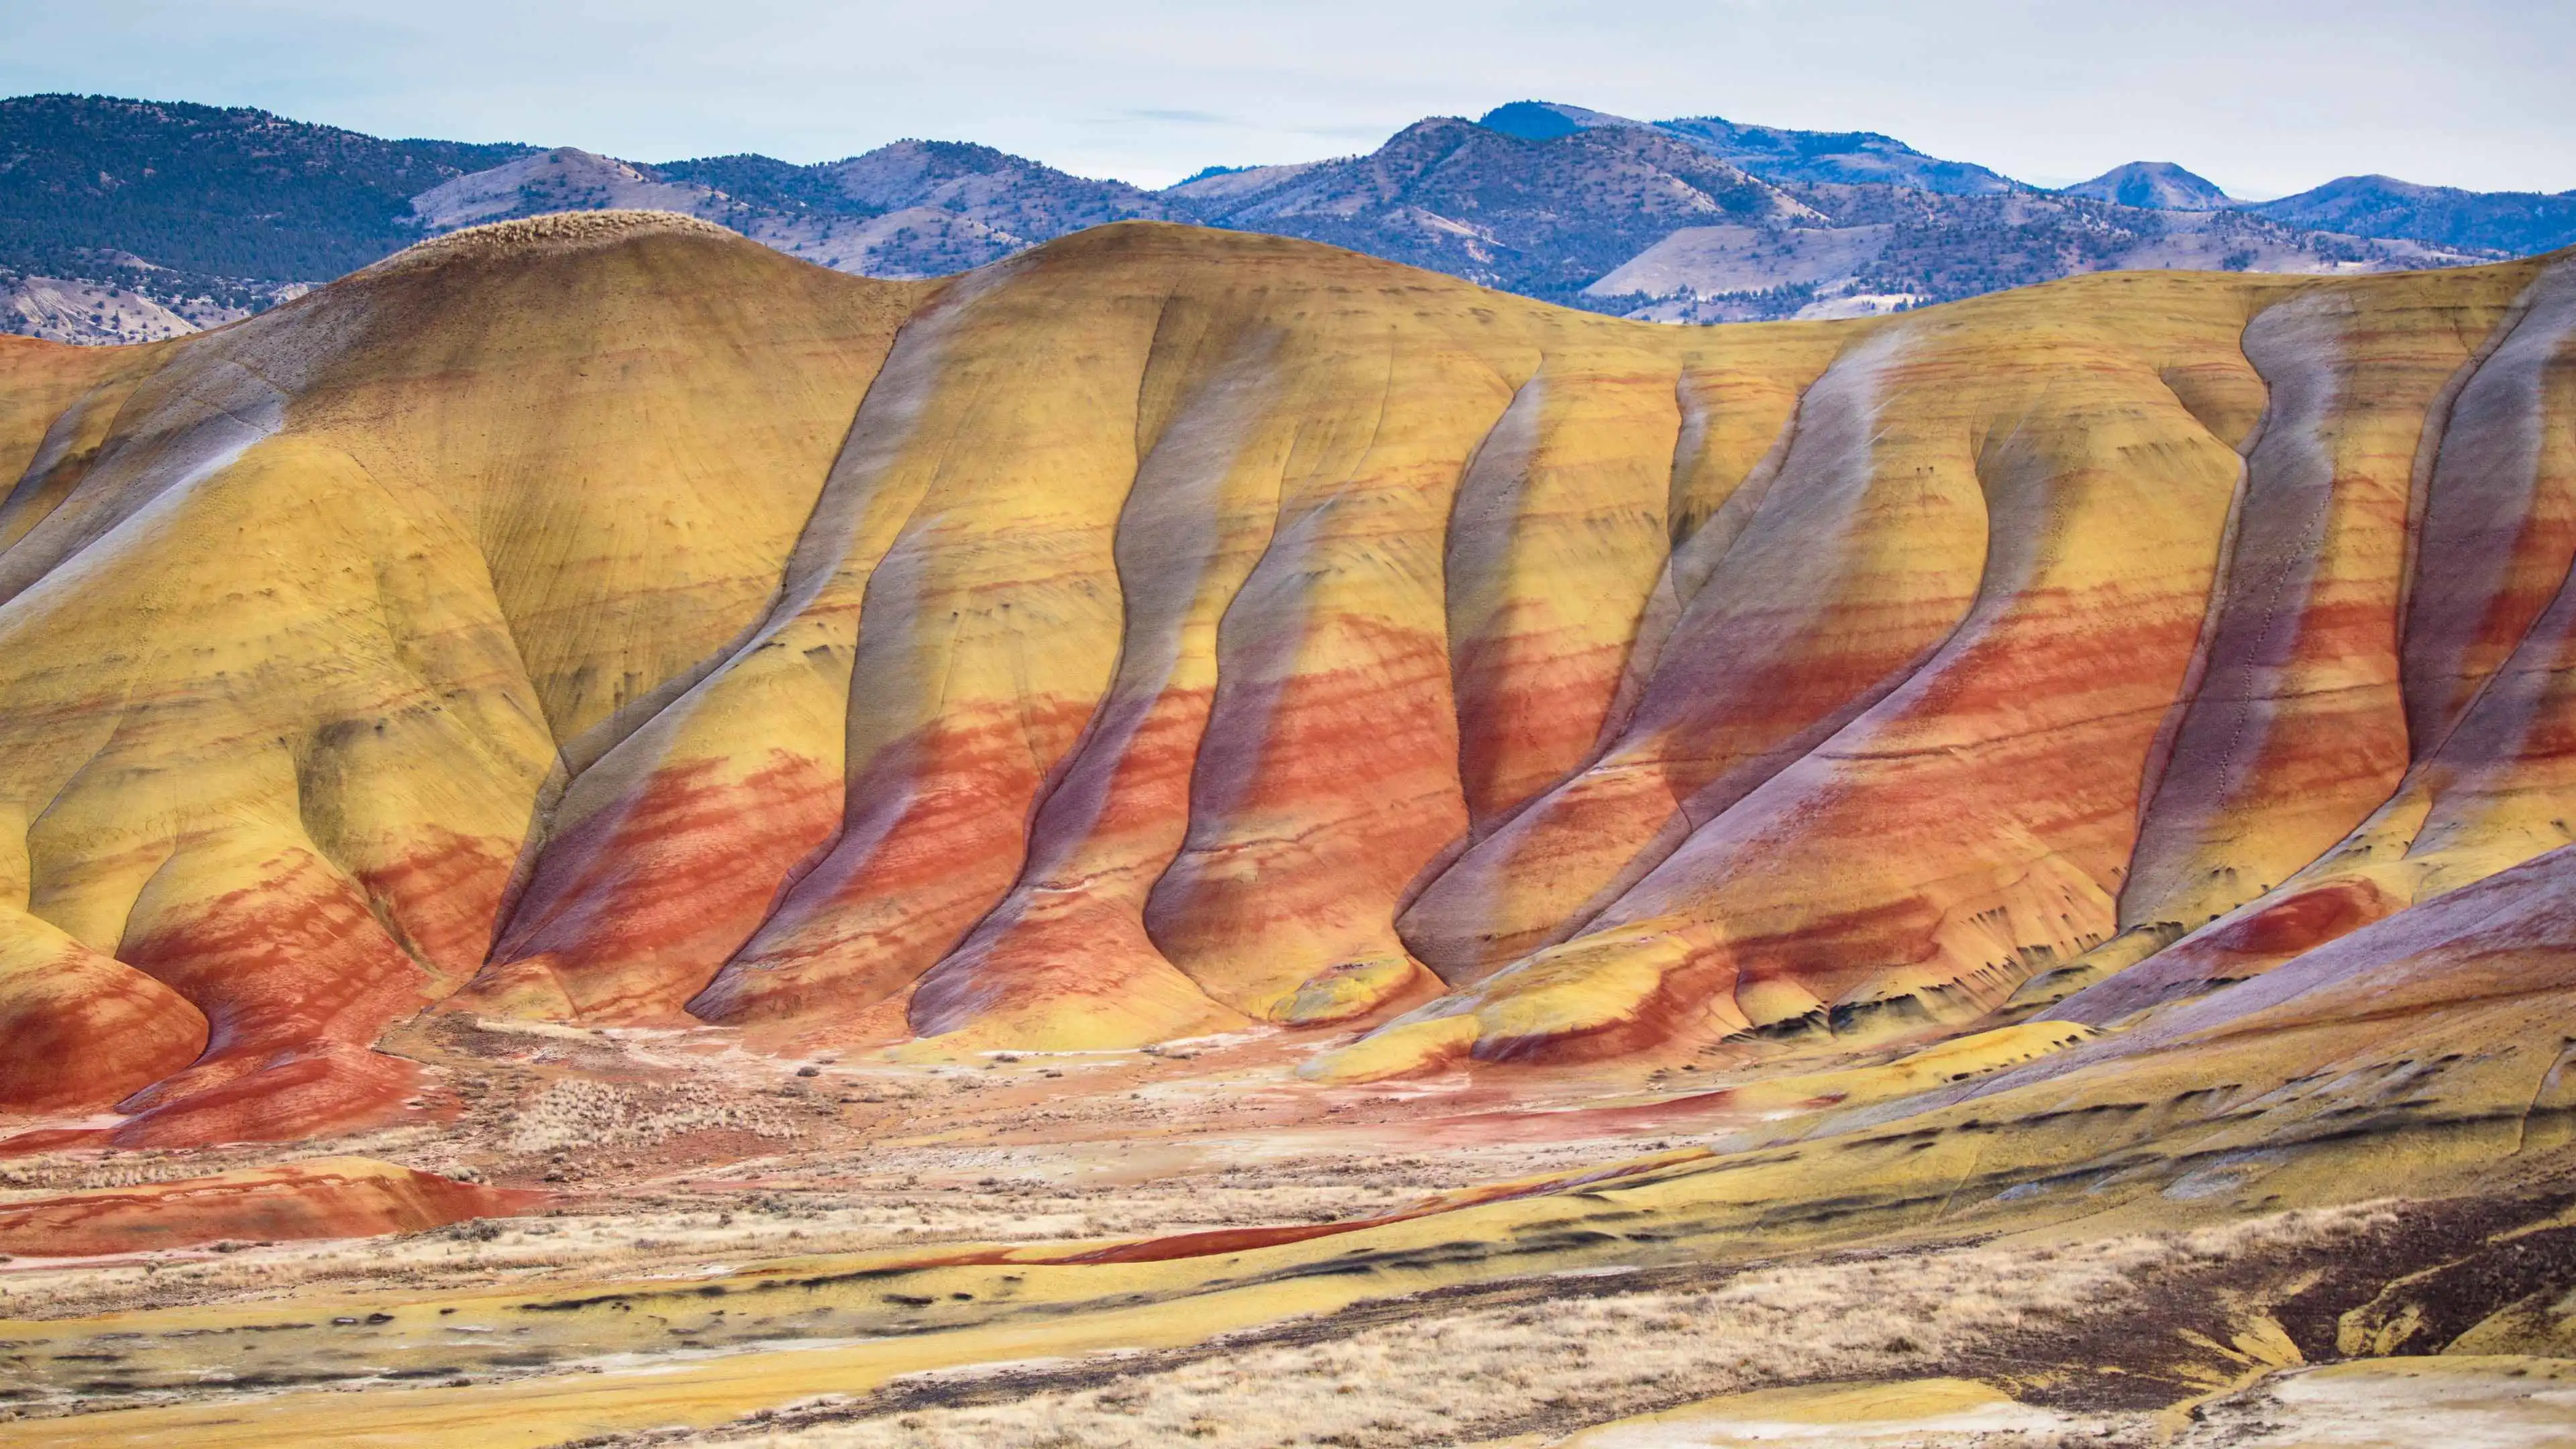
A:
[7,89,2569,351]
[2250,173,2576,254]
[408,146,720,232]
[1652,113,2020,196]
[1474,103,2022,197]
[2060,161,2232,210]
[1477,101,1640,140]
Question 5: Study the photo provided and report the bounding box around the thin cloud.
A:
[1124,108,1231,125]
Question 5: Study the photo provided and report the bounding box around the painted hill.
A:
[2061,160,2233,209]
[0,211,933,1142]
[5,215,2576,1447]
[2,213,2573,1146]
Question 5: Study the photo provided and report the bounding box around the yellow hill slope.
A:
[3,215,2575,1141]
[0,212,926,1139]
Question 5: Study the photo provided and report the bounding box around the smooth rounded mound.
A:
[0,947,208,1112]
[362,209,743,276]
[0,1157,545,1256]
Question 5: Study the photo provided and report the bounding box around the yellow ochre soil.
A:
[0,213,2573,1443]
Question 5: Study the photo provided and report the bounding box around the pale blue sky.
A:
[3,0,2568,197]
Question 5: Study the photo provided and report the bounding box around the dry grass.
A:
[504,1078,803,1155]
[0,1143,1628,1320]
[367,209,738,273]
[0,992,2376,1339]
[0,1020,1678,1321]
[707,1208,2387,1449]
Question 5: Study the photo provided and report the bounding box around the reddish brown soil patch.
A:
[0,1155,545,1256]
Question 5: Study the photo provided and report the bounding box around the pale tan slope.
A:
[1599,338,1854,735]
[463,251,955,1026]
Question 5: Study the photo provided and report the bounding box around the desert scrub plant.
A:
[366,209,737,274]
[505,1079,801,1155]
